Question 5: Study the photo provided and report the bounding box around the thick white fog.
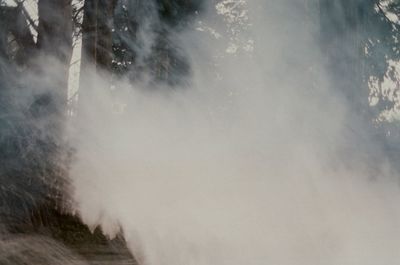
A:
[70,1,400,265]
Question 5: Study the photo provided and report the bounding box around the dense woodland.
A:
[1,0,400,264]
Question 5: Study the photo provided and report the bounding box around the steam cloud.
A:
[70,1,400,265]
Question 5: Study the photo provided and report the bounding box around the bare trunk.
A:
[36,0,73,115]
[80,0,117,71]
[78,0,117,115]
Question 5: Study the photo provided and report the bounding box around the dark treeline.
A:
[1,0,400,263]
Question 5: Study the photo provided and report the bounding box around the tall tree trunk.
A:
[36,0,73,115]
[78,0,117,115]
[80,0,117,71]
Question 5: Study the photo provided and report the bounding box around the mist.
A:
[68,1,400,265]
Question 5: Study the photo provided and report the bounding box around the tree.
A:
[35,0,73,116]
[80,0,117,71]
[112,0,202,86]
